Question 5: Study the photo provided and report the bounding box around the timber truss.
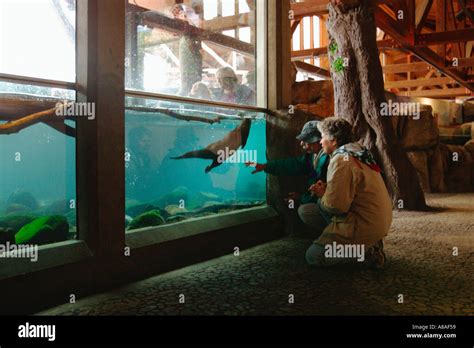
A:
[291,0,474,99]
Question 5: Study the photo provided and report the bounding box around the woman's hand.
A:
[308,180,327,198]
[245,162,266,174]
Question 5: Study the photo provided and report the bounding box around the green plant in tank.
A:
[15,215,69,245]
[127,210,165,231]
[332,56,346,73]
[329,41,338,55]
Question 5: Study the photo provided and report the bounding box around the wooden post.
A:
[267,0,292,110]
[76,0,126,256]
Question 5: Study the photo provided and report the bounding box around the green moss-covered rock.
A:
[153,186,189,208]
[128,210,165,231]
[15,215,69,245]
[126,203,158,218]
[0,214,37,232]
[166,215,187,224]
[7,190,39,210]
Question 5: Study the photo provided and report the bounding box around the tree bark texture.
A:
[326,0,427,210]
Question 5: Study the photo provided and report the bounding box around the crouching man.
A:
[246,121,330,235]
[306,117,393,269]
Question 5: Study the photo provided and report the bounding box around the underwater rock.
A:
[125,203,170,219]
[15,215,69,245]
[0,227,16,244]
[5,203,32,214]
[127,210,165,231]
[165,204,188,216]
[43,199,72,215]
[64,210,76,227]
[126,203,158,218]
[197,191,220,201]
[125,215,133,228]
[0,214,37,233]
[153,186,189,208]
[202,201,224,208]
[193,211,217,219]
[6,190,39,211]
[166,215,188,224]
[67,229,77,240]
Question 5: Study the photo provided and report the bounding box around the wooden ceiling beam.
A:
[138,8,254,56]
[399,87,472,97]
[435,0,446,59]
[375,3,474,91]
[292,39,400,59]
[383,56,474,73]
[385,76,455,88]
[291,1,330,18]
[293,60,331,79]
[417,28,474,45]
[201,13,250,31]
[291,19,301,35]
[415,0,433,35]
[383,61,430,73]
[374,5,410,43]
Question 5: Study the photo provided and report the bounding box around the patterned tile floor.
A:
[39,193,474,316]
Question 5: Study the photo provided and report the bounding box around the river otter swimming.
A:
[170,117,251,173]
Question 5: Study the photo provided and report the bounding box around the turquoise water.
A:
[0,99,267,244]
[125,102,267,229]
[0,121,77,245]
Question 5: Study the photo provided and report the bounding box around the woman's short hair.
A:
[317,117,354,147]
[216,67,238,82]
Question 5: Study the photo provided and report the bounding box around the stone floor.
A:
[39,193,474,316]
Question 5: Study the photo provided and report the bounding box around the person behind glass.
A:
[305,117,393,269]
[212,67,255,105]
[246,121,331,233]
[189,82,212,100]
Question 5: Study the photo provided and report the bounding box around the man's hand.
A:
[245,162,266,174]
[308,180,327,198]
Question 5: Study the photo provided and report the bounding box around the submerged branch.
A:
[131,107,222,124]
[0,101,257,137]
[0,107,58,135]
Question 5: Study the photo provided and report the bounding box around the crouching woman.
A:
[306,117,393,268]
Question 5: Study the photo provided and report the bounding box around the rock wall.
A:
[286,80,474,193]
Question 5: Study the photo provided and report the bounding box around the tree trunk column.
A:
[326,0,426,210]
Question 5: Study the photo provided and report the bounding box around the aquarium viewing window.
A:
[0,0,269,277]
[0,0,77,254]
[124,97,267,232]
[124,0,268,236]
[125,0,265,108]
[0,0,76,82]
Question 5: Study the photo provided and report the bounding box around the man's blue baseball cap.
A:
[296,121,322,144]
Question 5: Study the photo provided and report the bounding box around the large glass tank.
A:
[0,0,77,249]
[125,98,267,230]
[0,114,76,247]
